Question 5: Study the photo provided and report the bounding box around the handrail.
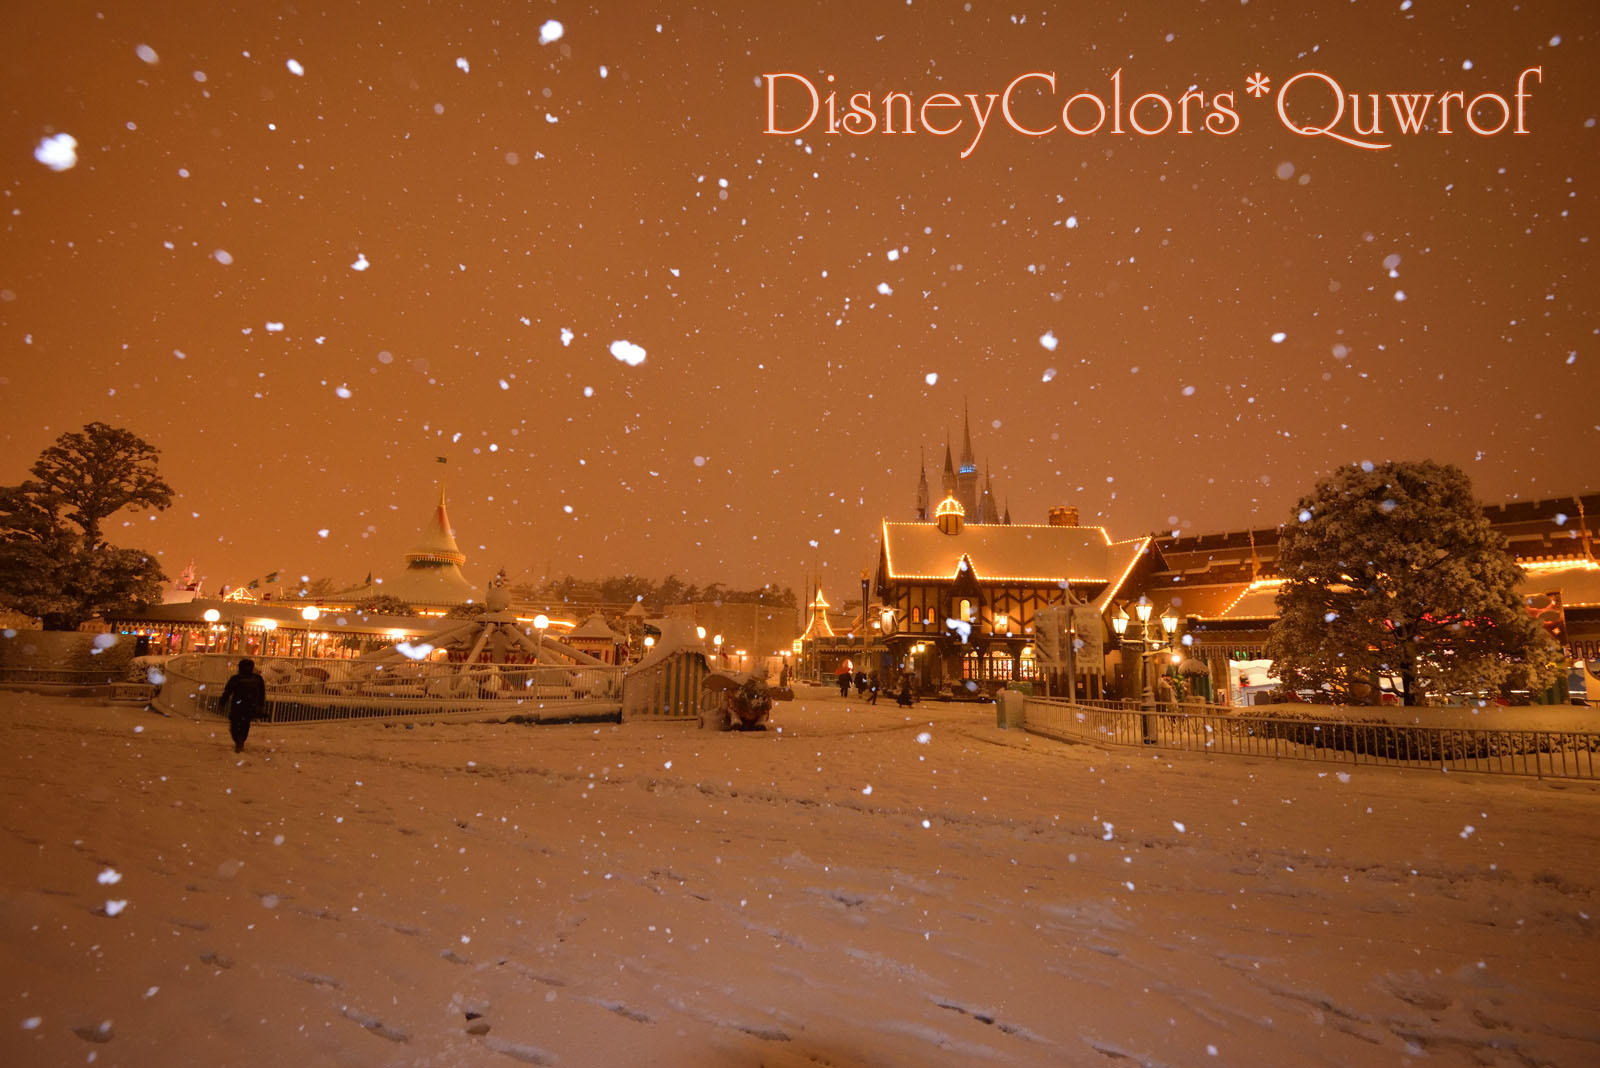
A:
[154,653,625,723]
[1022,697,1600,781]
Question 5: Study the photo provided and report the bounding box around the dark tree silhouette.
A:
[0,424,172,629]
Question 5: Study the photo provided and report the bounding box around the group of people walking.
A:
[833,665,915,706]
[836,666,882,702]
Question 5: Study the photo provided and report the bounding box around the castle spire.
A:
[916,447,930,521]
[959,400,976,474]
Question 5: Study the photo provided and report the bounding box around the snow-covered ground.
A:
[2,690,1596,1067]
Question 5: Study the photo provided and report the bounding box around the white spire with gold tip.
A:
[406,485,468,568]
[379,485,476,607]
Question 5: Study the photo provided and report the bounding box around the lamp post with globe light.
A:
[300,605,321,664]
[203,607,222,653]
[1110,599,1179,715]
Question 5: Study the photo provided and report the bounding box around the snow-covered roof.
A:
[1519,560,1600,608]
[881,519,1148,593]
[407,486,467,567]
[1206,579,1287,621]
[568,612,624,641]
[378,563,478,607]
[630,618,708,673]
[368,486,476,607]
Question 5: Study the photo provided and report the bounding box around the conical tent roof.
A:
[406,486,467,567]
[382,486,475,606]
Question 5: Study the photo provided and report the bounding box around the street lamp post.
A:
[301,605,321,665]
[858,571,872,681]
[1111,600,1180,741]
[203,608,221,654]
[713,633,723,668]
[531,613,550,661]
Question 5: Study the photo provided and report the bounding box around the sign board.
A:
[1033,605,1067,668]
[1034,604,1104,673]
[1072,605,1104,672]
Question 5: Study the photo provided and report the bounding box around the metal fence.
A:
[0,666,120,687]
[1022,697,1600,781]
[155,654,625,724]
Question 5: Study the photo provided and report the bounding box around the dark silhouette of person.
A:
[220,658,268,753]
[896,674,914,707]
[868,671,881,705]
[836,666,851,697]
[854,671,868,696]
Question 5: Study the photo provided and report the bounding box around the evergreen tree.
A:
[0,424,171,630]
[1264,460,1561,705]
[352,594,417,618]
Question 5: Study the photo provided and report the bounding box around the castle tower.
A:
[802,588,836,640]
[935,494,965,537]
[941,441,957,499]
[915,448,930,521]
[956,402,980,518]
[980,465,1001,525]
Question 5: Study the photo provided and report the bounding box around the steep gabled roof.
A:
[880,520,1148,607]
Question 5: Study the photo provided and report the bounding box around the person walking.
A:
[220,658,268,753]
[836,665,851,697]
[868,671,881,705]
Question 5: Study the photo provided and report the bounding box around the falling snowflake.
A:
[610,339,647,366]
[540,20,565,44]
[1039,331,1058,351]
[34,133,78,171]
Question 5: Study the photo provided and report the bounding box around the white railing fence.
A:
[155,654,624,723]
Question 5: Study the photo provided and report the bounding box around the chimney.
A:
[1047,506,1079,527]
